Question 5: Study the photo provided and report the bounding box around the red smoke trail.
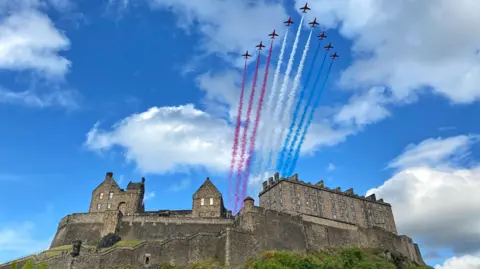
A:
[240,40,274,209]
[234,51,261,213]
[227,58,248,210]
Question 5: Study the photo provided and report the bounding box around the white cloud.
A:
[334,87,391,127]
[147,0,288,65]
[0,87,79,108]
[327,163,336,172]
[0,10,71,77]
[299,0,480,105]
[144,191,156,201]
[84,104,233,174]
[367,135,480,256]
[388,135,478,170]
[0,222,51,263]
[435,255,480,269]
[168,178,191,192]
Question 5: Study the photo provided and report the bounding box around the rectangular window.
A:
[107,203,111,209]
[201,198,204,205]
[210,198,213,205]
[97,204,101,210]
[99,193,104,199]
[109,192,113,199]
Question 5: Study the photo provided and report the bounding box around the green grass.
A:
[244,247,433,269]
[113,240,145,247]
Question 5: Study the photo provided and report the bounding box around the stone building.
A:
[259,173,397,234]
[0,172,426,269]
[89,172,145,216]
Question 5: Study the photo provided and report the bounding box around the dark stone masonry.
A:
[0,172,425,269]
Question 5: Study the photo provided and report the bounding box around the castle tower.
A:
[89,172,145,216]
[191,177,226,218]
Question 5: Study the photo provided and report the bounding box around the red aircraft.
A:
[284,17,294,26]
[268,30,279,39]
[300,2,311,13]
[318,31,327,40]
[242,51,252,59]
[256,41,266,50]
[309,18,319,28]
[331,52,339,59]
[324,42,333,50]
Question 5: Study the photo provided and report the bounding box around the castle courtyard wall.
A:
[0,207,424,269]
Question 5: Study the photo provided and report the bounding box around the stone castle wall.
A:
[2,200,424,269]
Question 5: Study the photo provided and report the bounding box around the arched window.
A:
[118,202,126,215]
[145,257,150,264]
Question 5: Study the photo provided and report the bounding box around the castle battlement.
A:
[261,173,387,205]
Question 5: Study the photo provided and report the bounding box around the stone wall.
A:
[4,204,424,269]
[259,177,398,234]
[50,213,105,248]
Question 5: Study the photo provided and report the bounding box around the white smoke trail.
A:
[276,29,313,175]
[268,16,304,173]
[254,28,289,177]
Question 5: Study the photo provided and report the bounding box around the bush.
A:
[97,233,122,249]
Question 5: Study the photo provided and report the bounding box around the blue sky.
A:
[1,0,480,268]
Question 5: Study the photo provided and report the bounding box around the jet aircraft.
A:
[300,3,311,13]
[284,17,294,26]
[318,31,327,40]
[331,52,339,59]
[324,43,333,50]
[309,18,319,28]
[268,30,279,39]
[256,41,266,50]
[242,51,252,59]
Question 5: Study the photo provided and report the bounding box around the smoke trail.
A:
[234,51,261,213]
[267,16,304,173]
[240,40,274,208]
[254,28,289,178]
[227,58,248,210]
[281,51,328,175]
[286,60,335,176]
[277,36,321,174]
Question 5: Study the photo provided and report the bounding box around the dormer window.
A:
[210,198,213,205]
[109,192,113,199]
[99,193,104,199]
[201,198,204,206]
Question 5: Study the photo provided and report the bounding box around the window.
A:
[109,192,113,199]
[145,257,150,265]
[97,204,101,210]
[210,198,213,205]
[201,198,204,205]
[107,203,111,209]
[99,193,104,199]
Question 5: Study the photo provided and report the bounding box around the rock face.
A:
[0,172,426,269]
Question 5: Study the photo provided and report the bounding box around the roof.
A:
[192,177,221,199]
[92,172,120,193]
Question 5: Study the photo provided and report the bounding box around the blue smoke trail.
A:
[276,41,323,174]
[286,60,335,176]
[280,51,328,176]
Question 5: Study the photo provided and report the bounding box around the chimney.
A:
[334,187,341,192]
[345,188,354,195]
[315,180,324,188]
[262,181,268,190]
[141,177,145,184]
[268,177,274,185]
[106,172,113,179]
[274,172,280,181]
[290,174,298,181]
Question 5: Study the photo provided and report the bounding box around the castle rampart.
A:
[1,172,425,269]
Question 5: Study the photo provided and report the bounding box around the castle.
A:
[0,172,425,269]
